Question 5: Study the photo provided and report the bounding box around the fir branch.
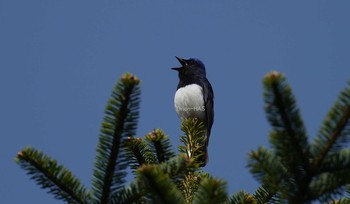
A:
[311,83,350,169]
[178,118,206,167]
[92,73,141,204]
[157,154,194,183]
[158,155,200,203]
[16,147,91,204]
[263,71,313,203]
[124,136,156,171]
[136,164,185,204]
[228,191,257,204]
[253,183,279,204]
[248,147,288,193]
[263,71,310,172]
[109,182,145,204]
[192,177,228,204]
[176,118,208,202]
[145,129,176,163]
[181,173,200,204]
[319,149,350,172]
[308,170,350,202]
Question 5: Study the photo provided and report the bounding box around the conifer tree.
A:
[16,71,350,204]
[248,71,350,203]
[17,73,142,204]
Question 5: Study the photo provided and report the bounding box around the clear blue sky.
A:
[1,1,350,203]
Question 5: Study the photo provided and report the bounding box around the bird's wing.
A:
[201,78,214,136]
[197,77,214,166]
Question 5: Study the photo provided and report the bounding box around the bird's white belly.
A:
[174,84,206,120]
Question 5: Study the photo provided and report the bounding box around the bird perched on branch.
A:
[172,56,214,167]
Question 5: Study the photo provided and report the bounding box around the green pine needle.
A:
[124,136,156,171]
[311,82,350,168]
[263,71,311,174]
[109,182,145,204]
[308,170,349,202]
[253,183,279,204]
[192,177,228,204]
[16,147,91,204]
[163,155,201,203]
[136,164,185,204]
[181,173,201,204]
[228,191,257,204]
[178,118,206,167]
[92,73,141,204]
[157,154,194,182]
[319,149,350,173]
[145,129,176,163]
[248,147,287,191]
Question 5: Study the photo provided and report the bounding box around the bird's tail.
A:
[198,131,209,167]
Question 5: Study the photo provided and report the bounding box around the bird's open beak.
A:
[175,56,187,66]
[171,56,186,71]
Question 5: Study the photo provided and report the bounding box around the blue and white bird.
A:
[172,56,214,167]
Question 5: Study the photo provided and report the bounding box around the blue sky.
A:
[1,1,350,203]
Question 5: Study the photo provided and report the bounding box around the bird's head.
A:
[171,56,206,76]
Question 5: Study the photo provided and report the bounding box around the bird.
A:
[172,56,214,167]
